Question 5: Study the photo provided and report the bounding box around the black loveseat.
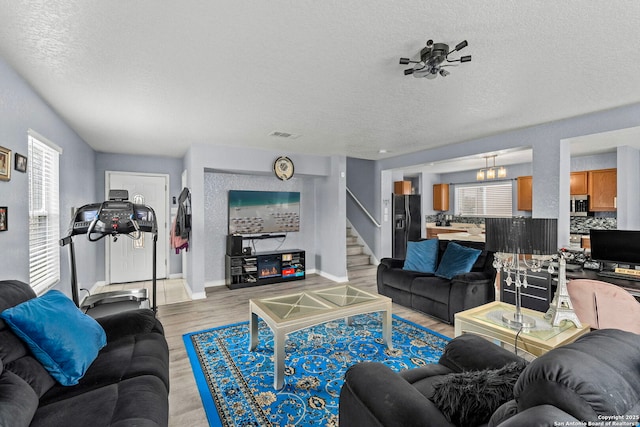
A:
[340,329,640,427]
[0,280,169,427]
[377,240,496,324]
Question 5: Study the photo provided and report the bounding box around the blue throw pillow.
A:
[0,290,107,386]
[435,242,482,280]
[403,239,439,273]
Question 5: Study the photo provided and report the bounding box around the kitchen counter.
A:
[436,232,485,242]
[427,223,485,240]
[426,222,484,230]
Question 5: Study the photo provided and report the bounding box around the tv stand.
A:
[245,234,286,240]
[225,249,305,289]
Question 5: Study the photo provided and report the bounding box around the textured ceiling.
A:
[1,1,639,161]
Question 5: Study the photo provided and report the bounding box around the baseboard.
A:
[318,270,349,283]
[205,279,226,288]
[169,273,183,279]
[185,286,206,300]
[190,291,207,300]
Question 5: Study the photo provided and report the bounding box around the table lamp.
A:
[485,217,557,329]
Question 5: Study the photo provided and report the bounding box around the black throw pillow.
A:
[431,362,525,427]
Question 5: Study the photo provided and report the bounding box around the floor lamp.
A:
[485,218,558,330]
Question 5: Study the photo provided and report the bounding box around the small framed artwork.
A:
[0,146,10,181]
[15,153,27,173]
[0,207,7,232]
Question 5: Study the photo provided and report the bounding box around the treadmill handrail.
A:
[61,199,160,314]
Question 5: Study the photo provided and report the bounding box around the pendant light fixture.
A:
[477,155,506,181]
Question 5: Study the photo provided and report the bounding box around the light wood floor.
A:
[157,266,454,427]
[94,278,191,306]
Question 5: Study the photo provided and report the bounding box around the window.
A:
[28,131,62,294]
[455,182,512,217]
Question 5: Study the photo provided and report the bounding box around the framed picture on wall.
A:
[15,153,27,173]
[0,207,7,231]
[0,146,11,181]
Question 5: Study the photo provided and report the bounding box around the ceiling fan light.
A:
[460,55,472,63]
[455,40,468,51]
[404,68,414,75]
[498,166,507,178]
[399,57,411,65]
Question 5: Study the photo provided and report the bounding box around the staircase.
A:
[346,226,376,278]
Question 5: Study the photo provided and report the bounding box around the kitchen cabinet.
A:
[570,171,588,195]
[588,168,617,211]
[517,176,533,211]
[433,183,449,211]
[394,181,412,195]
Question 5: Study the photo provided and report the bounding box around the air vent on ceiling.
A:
[269,131,300,139]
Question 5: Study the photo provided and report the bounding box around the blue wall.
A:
[184,143,345,298]
[347,103,640,261]
[346,158,378,248]
[203,171,318,285]
[0,57,97,295]
[439,163,532,217]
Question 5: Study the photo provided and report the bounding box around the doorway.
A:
[105,171,169,284]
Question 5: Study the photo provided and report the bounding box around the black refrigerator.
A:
[392,194,421,258]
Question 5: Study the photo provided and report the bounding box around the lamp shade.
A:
[485,217,557,255]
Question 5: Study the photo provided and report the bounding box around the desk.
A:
[566,269,640,298]
[454,301,590,357]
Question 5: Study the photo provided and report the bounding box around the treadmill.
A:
[60,190,159,317]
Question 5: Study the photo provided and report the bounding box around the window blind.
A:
[28,134,61,294]
[455,182,513,217]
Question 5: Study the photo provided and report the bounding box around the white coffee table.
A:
[454,301,590,357]
[249,285,393,389]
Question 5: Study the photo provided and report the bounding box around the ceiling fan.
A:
[399,39,471,79]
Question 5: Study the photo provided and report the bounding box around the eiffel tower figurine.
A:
[545,250,582,327]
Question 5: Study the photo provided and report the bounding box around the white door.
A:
[106,172,168,284]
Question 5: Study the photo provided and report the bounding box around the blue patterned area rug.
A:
[183,313,450,427]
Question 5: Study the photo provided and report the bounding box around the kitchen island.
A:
[426,222,485,242]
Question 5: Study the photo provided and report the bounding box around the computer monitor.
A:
[589,229,640,267]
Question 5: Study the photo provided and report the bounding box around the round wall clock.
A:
[273,156,294,180]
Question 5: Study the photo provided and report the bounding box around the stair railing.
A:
[346,187,381,228]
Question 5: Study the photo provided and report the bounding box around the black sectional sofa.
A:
[339,329,640,427]
[377,240,496,324]
[0,279,169,427]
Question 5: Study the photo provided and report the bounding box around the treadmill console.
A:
[71,203,101,235]
[70,201,156,239]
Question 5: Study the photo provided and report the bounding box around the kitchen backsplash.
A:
[570,216,617,234]
[425,215,486,226]
[425,215,617,234]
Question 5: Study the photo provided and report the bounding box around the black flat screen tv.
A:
[589,229,640,266]
[228,190,300,235]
